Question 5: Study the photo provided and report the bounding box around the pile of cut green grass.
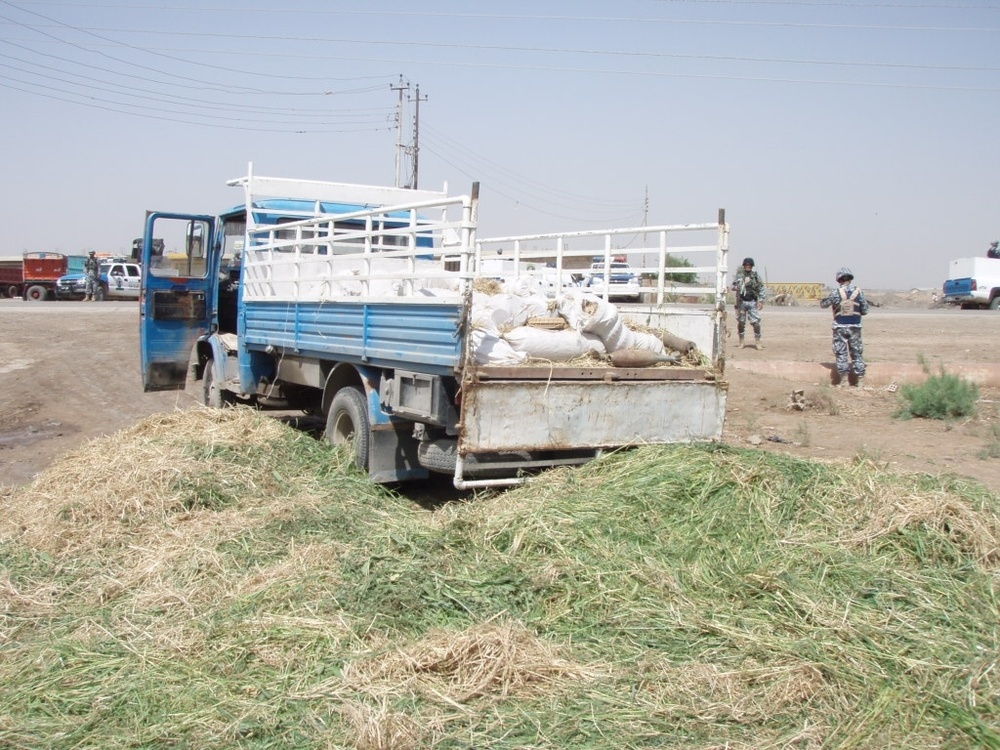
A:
[1,408,998,749]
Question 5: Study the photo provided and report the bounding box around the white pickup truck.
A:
[942,257,1000,309]
[55,261,142,301]
[582,260,642,301]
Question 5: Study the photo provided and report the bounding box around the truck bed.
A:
[943,257,1000,307]
[242,299,464,375]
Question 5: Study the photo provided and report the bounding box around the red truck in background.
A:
[0,252,69,300]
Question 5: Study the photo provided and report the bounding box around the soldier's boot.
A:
[85,295,92,301]
[738,336,745,349]
[755,338,764,350]
[854,377,865,389]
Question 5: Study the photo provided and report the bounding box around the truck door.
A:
[140,212,217,392]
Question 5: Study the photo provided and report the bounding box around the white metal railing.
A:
[237,188,478,303]
[230,166,729,309]
[475,220,730,306]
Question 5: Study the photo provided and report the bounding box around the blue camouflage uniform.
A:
[731,258,766,347]
[819,268,869,385]
[83,253,101,300]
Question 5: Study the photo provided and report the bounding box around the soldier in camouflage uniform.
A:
[83,250,101,301]
[820,267,869,387]
[731,257,766,349]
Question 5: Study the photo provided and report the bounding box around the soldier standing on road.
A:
[820,267,869,388]
[83,250,100,302]
[731,257,766,349]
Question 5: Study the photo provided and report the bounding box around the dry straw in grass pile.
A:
[635,659,828,726]
[860,489,1000,565]
[0,408,316,555]
[2,433,999,749]
[340,697,425,750]
[338,618,602,705]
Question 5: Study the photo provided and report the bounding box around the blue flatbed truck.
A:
[139,167,730,489]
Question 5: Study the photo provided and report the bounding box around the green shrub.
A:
[896,361,979,420]
[640,254,697,284]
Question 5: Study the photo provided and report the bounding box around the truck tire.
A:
[24,285,48,301]
[990,297,1000,310]
[326,387,370,470]
[5,284,18,299]
[417,439,531,478]
[202,358,234,408]
[95,284,107,302]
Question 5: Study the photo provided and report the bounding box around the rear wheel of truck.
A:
[990,297,1000,310]
[418,439,531,478]
[5,285,17,299]
[202,358,234,408]
[95,285,107,302]
[24,285,48,301]
[326,387,370,471]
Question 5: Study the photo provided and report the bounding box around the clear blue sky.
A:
[2,0,998,289]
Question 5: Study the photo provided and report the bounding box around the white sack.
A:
[472,291,550,331]
[503,326,595,361]
[470,327,527,366]
[560,293,666,355]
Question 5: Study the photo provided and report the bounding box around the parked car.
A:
[55,261,142,301]
[583,261,642,301]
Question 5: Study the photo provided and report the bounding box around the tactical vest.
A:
[839,287,859,317]
[737,274,758,301]
[834,287,863,324]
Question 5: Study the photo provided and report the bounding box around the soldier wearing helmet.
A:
[83,250,101,301]
[820,266,870,387]
[988,240,999,259]
[731,256,766,349]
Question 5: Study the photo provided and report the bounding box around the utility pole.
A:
[408,84,427,189]
[390,75,410,188]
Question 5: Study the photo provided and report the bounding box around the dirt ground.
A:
[2,293,1000,494]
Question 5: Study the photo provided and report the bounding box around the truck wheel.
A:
[5,284,17,299]
[202,358,234,408]
[990,297,1000,310]
[325,387,370,471]
[24,285,47,301]
[95,285,107,302]
[417,439,531,478]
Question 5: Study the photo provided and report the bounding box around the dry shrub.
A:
[338,619,602,705]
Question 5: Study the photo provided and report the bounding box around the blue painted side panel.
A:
[240,300,465,378]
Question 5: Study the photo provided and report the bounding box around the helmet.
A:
[88,250,96,255]
[836,267,854,282]
[742,257,755,267]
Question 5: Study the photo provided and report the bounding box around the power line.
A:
[8,32,998,75]
[0,78,393,132]
[10,2,1000,30]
